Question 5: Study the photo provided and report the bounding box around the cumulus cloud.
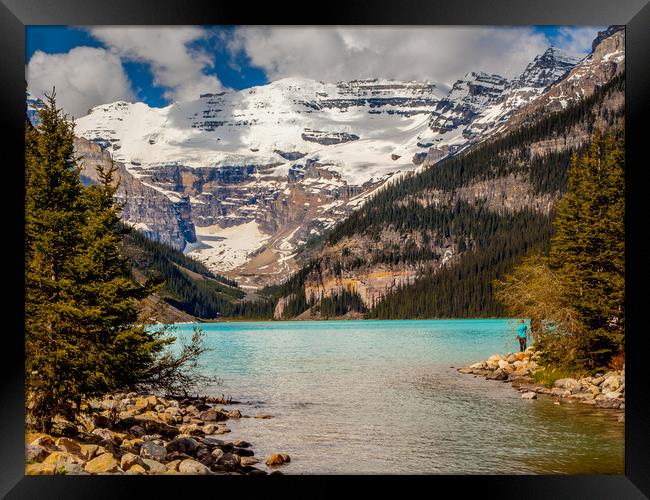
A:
[89,26,223,102]
[228,26,600,86]
[550,26,604,57]
[26,46,134,118]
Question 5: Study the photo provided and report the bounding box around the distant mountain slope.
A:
[123,230,264,319]
[271,62,624,319]
[30,44,582,288]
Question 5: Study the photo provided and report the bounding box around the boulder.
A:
[25,462,58,475]
[227,409,242,419]
[25,444,49,463]
[125,464,147,475]
[553,378,581,392]
[185,405,200,417]
[508,369,530,381]
[486,368,508,381]
[199,408,227,422]
[129,415,179,438]
[550,388,571,398]
[229,439,251,448]
[233,447,255,457]
[166,437,199,455]
[266,453,291,466]
[178,424,204,436]
[604,390,623,400]
[120,452,147,471]
[129,425,147,438]
[42,451,85,467]
[84,453,119,474]
[54,437,83,457]
[210,448,224,461]
[240,456,260,466]
[521,392,537,399]
[195,445,210,459]
[166,459,182,472]
[178,458,211,475]
[142,458,167,473]
[203,424,218,435]
[28,434,55,449]
[216,452,241,472]
[140,441,167,462]
[487,354,504,363]
[255,413,274,419]
[602,375,622,391]
[91,428,121,445]
[133,397,151,413]
[79,444,101,461]
[505,354,517,363]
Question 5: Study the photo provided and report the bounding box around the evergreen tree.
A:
[495,131,625,372]
[25,92,169,431]
[547,130,625,368]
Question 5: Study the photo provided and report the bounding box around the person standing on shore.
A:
[516,320,529,352]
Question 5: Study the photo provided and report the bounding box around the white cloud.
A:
[89,26,223,102]
[228,26,600,86]
[550,27,604,57]
[26,46,134,118]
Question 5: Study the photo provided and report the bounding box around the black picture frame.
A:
[2,0,649,497]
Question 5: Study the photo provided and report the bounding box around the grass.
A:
[531,366,579,388]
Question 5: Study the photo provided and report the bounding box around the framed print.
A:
[2,0,649,497]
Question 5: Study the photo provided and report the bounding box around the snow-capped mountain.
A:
[27,27,623,288]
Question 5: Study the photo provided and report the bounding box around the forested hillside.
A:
[266,70,624,320]
[123,228,274,321]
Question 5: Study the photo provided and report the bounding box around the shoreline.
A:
[25,392,290,475]
[149,317,521,325]
[458,348,625,418]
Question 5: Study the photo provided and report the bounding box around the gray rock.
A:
[521,392,537,399]
[130,425,146,438]
[553,378,580,392]
[486,368,508,381]
[199,408,227,422]
[550,387,571,398]
[216,452,241,472]
[142,458,167,473]
[240,456,260,466]
[233,447,255,457]
[178,458,211,475]
[166,437,199,455]
[26,444,49,462]
[140,441,167,462]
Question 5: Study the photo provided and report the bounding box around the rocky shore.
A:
[25,392,290,475]
[458,348,625,414]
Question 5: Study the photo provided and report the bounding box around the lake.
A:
[158,319,624,474]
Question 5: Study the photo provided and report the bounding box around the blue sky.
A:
[26,25,606,117]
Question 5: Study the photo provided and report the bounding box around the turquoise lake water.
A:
[158,319,624,474]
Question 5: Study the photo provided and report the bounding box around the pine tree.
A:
[25,92,169,431]
[495,131,625,372]
[547,130,625,368]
